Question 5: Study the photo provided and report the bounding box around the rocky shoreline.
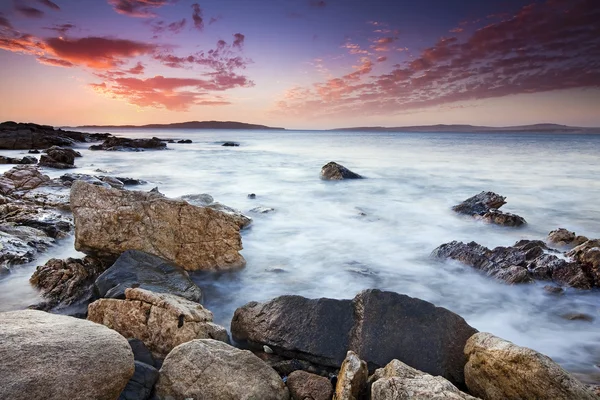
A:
[0,123,599,399]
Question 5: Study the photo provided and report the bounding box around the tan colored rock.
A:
[287,370,333,400]
[156,339,290,400]
[547,228,577,247]
[369,359,478,400]
[70,180,245,271]
[88,287,228,356]
[0,309,134,400]
[464,332,599,400]
[334,351,368,400]
[0,165,50,195]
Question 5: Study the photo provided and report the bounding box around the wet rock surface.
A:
[94,250,202,302]
[453,191,526,226]
[464,332,599,400]
[0,121,110,150]
[118,361,159,400]
[155,339,290,400]
[88,288,228,357]
[180,193,253,229]
[71,181,246,271]
[432,231,600,289]
[29,256,107,315]
[0,309,134,400]
[0,155,37,164]
[39,146,81,169]
[232,289,476,387]
[90,136,166,151]
[320,161,363,180]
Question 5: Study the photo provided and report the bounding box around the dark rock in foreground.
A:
[320,161,363,180]
[90,136,166,151]
[432,234,600,289]
[286,370,333,400]
[94,250,202,302]
[453,191,526,227]
[39,146,81,169]
[118,361,159,400]
[29,256,107,315]
[231,289,477,387]
[0,309,134,400]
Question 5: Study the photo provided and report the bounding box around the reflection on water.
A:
[1,129,599,382]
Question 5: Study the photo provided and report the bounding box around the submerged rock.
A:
[30,256,107,314]
[180,194,253,229]
[231,289,476,387]
[452,191,526,226]
[71,181,245,271]
[432,236,599,289]
[155,339,289,400]
[39,146,81,169]
[250,206,275,214]
[88,288,228,357]
[369,359,478,400]
[464,332,598,400]
[94,250,202,302]
[320,161,363,180]
[0,309,134,400]
[222,141,240,146]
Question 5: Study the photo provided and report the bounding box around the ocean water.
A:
[1,129,599,382]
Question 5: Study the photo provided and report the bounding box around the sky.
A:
[0,0,599,129]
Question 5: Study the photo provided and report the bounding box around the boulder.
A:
[180,194,253,229]
[369,359,478,400]
[222,141,240,146]
[287,370,333,400]
[334,351,368,400]
[88,288,228,356]
[232,289,477,387]
[39,146,81,169]
[320,162,363,180]
[90,136,166,151]
[94,250,202,301]
[0,155,37,164]
[118,361,159,400]
[30,256,107,314]
[0,309,134,400]
[567,239,600,286]
[464,332,598,400]
[547,228,589,248]
[432,239,597,289]
[70,181,245,271]
[0,165,50,195]
[177,139,192,144]
[452,191,526,226]
[59,173,112,188]
[155,339,289,400]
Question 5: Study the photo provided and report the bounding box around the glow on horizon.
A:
[0,0,599,129]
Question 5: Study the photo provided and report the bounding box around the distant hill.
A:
[331,123,600,133]
[76,121,285,130]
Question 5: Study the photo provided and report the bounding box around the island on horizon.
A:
[74,121,286,131]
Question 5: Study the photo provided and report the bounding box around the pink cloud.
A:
[37,56,73,67]
[233,33,245,49]
[44,23,76,36]
[108,0,174,18]
[191,3,203,31]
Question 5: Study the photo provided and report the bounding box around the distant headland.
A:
[331,123,600,133]
[74,121,285,130]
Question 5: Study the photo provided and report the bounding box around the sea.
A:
[1,129,599,383]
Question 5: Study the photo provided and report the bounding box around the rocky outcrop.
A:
[94,250,202,301]
[155,339,290,400]
[432,236,599,289]
[369,359,478,400]
[0,309,134,400]
[0,121,110,149]
[334,351,368,400]
[88,288,228,356]
[90,136,166,151]
[0,165,50,195]
[231,289,477,387]
[452,191,526,227]
[320,162,363,180]
[71,181,245,271]
[39,146,81,169]
[464,332,598,400]
[30,256,107,314]
[547,228,589,248]
[0,155,37,164]
[180,193,252,229]
[287,370,333,400]
[567,239,600,287]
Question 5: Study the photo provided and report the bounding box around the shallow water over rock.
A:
[1,129,599,383]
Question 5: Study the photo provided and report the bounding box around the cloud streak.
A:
[108,0,174,18]
[191,3,203,31]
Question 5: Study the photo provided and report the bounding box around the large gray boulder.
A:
[231,289,477,387]
[70,180,245,271]
[94,250,202,302]
[464,332,598,400]
[369,359,478,400]
[0,309,134,400]
[155,339,290,400]
[88,288,228,357]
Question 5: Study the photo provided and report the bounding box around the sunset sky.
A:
[0,0,598,129]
